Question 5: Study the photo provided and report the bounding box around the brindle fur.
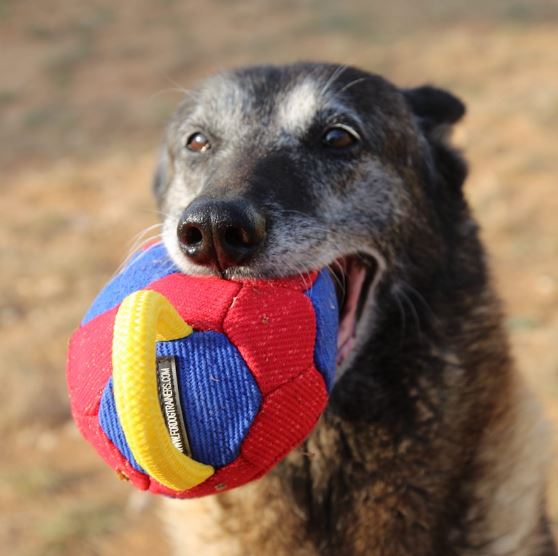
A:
[154,63,555,556]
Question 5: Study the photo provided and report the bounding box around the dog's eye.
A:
[322,126,359,149]
[186,132,211,153]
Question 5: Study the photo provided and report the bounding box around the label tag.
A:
[156,356,192,457]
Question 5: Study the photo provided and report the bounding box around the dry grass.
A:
[1,1,557,553]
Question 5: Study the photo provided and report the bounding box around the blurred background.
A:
[1,0,557,554]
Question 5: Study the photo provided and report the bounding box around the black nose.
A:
[177,197,266,270]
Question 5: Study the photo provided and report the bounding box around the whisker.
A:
[327,259,347,300]
[282,259,312,290]
[338,77,370,94]
[320,65,349,99]
[393,289,408,346]
[126,224,164,254]
[397,287,423,340]
[290,260,312,290]
[268,209,332,235]
[402,282,435,322]
[147,87,192,102]
[135,207,176,221]
[115,232,163,276]
[162,75,194,96]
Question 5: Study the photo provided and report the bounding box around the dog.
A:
[151,63,555,555]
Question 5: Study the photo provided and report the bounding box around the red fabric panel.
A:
[67,305,151,490]
[224,284,317,396]
[239,271,318,292]
[148,273,241,332]
[79,414,150,490]
[149,453,259,498]
[67,306,118,417]
[241,366,328,470]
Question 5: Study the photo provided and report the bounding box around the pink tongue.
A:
[336,260,366,366]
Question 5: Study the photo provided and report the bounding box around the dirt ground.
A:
[1,1,557,554]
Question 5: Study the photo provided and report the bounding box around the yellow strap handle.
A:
[112,289,214,491]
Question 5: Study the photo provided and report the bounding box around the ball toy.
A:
[67,242,338,498]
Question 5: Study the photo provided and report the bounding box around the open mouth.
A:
[169,228,381,370]
[329,255,379,368]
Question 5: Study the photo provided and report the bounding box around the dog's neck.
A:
[164,252,554,556]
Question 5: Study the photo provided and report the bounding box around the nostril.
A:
[223,226,252,249]
[181,224,204,246]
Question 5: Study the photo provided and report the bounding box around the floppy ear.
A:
[403,85,466,138]
[404,86,467,191]
[152,148,174,208]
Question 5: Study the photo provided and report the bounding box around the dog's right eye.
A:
[322,125,359,149]
[186,132,211,153]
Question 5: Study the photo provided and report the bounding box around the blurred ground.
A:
[1,1,557,554]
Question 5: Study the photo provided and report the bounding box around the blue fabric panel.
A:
[98,378,145,473]
[305,270,339,392]
[156,331,262,468]
[82,243,179,325]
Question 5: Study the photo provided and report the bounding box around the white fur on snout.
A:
[277,80,319,134]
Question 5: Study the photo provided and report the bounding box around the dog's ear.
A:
[403,85,465,138]
[152,148,173,207]
[404,86,467,191]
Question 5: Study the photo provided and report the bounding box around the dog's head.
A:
[154,62,468,373]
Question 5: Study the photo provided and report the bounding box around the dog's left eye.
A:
[322,126,359,149]
[186,132,211,153]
